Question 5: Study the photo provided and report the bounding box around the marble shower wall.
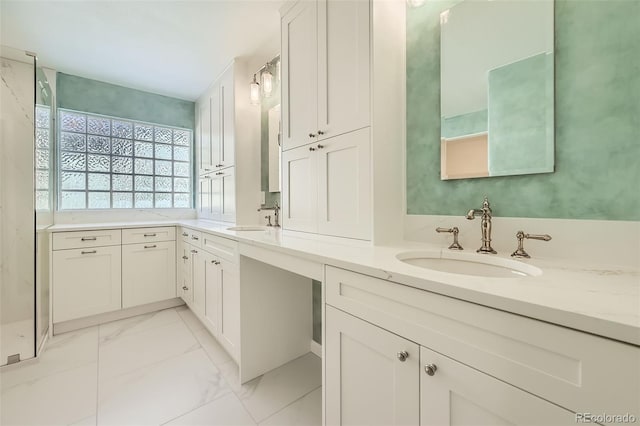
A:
[0,54,36,352]
[406,0,640,220]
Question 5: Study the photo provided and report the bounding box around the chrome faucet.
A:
[465,196,496,254]
[257,201,280,227]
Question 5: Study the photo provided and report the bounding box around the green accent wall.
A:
[442,109,487,139]
[57,73,195,129]
[488,53,554,176]
[406,0,640,220]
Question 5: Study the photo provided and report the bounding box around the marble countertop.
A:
[47,219,640,346]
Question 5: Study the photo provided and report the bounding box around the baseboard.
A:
[53,298,185,335]
[310,340,322,358]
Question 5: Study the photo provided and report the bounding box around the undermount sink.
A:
[226,226,269,231]
[396,251,542,278]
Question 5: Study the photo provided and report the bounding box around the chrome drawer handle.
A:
[81,237,97,241]
[211,260,220,265]
[397,351,409,362]
[144,245,157,249]
[143,233,157,237]
[191,249,198,254]
[191,236,199,240]
[81,250,97,255]
[182,255,189,260]
[182,232,188,237]
[424,364,438,376]
[215,172,224,175]
[182,286,189,291]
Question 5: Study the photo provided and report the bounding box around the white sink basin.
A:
[396,251,541,278]
[227,226,269,231]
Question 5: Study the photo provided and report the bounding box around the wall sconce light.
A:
[407,0,425,7]
[250,74,261,105]
[262,69,274,98]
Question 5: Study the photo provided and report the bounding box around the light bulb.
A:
[250,74,260,105]
[262,70,273,97]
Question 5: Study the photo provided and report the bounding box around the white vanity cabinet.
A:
[195,59,260,225]
[281,0,370,151]
[282,128,371,239]
[52,244,122,323]
[325,266,640,424]
[121,227,176,309]
[177,227,240,361]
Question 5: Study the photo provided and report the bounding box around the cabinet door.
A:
[122,241,176,309]
[210,82,221,171]
[198,98,212,173]
[212,167,235,223]
[218,258,240,361]
[326,306,419,426]
[191,247,206,317]
[317,0,370,140]
[52,246,121,322]
[281,0,318,151]
[179,244,194,305]
[282,144,318,233]
[317,128,371,240]
[219,66,235,168]
[204,254,220,335]
[198,175,212,219]
[420,346,576,426]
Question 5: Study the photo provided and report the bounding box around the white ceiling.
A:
[0,0,284,101]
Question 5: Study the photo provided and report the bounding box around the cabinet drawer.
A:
[326,266,640,419]
[122,226,176,244]
[202,232,237,263]
[53,229,121,250]
[180,228,202,248]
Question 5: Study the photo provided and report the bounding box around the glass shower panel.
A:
[35,65,54,354]
[0,46,36,366]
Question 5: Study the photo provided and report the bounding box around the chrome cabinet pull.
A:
[211,260,220,265]
[191,249,198,254]
[316,144,324,149]
[215,172,224,175]
[317,130,325,135]
[424,364,438,376]
[215,164,223,168]
[182,255,189,260]
[191,235,199,240]
[144,245,157,249]
[308,133,316,138]
[143,233,157,237]
[182,286,189,291]
[204,175,211,179]
[397,351,409,362]
[81,237,97,241]
[309,147,316,151]
[81,250,97,255]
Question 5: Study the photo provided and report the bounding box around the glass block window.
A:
[57,109,193,210]
[35,105,51,210]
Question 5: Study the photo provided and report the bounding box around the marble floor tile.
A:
[236,353,322,423]
[71,414,97,426]
[97,349,230,426]
[99,308,182,344]
[1,325,99,391]
[98,320,199,380]
[193,328,232,366]
[164,393,256,426]
[0,362,98,426]
[259,387,322,426]
[1,319,34,365]
[176,305,206,333]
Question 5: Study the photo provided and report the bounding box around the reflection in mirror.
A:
[268,104,281,192]
[440,0,554,180]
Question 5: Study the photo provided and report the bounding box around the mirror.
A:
[268,104,281,192]
[440,0,554,180]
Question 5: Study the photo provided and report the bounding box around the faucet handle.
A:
[265,215,273,227]
[436,227,463,250]
[511,231,552,258]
